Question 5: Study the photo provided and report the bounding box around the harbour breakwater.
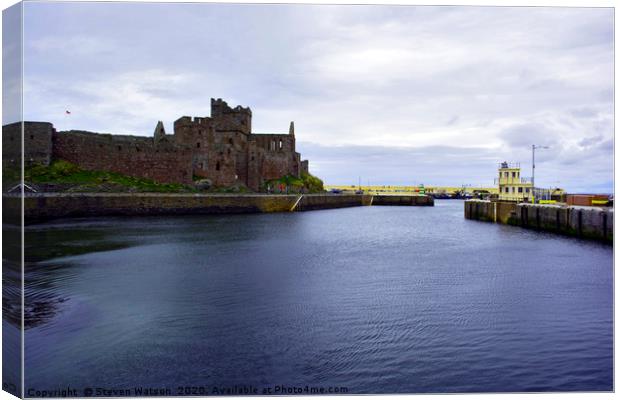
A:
[464,200,613,243]
[3,193,434,223]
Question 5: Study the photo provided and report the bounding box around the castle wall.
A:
[11,98,310,191]
[173,113,247,187]
[251,133,301,182]
[52,130,193,184]
[3,121,54,167]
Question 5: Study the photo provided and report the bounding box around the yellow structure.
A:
[496,161,533,202]
[324,184,498,195]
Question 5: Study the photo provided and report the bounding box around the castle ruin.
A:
[3,98,310,192]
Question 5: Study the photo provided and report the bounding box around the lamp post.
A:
[532,144,549,203]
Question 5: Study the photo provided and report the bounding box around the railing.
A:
[498,162,521,169]
[498,194,532,202]
[494,177,533,185]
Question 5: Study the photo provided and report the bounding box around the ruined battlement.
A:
[210,98,252,134]
[210,98,252,116]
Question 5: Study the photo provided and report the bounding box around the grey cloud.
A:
[578,135,603,147]
[498,123,558,149]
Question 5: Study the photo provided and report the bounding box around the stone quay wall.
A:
[5,194,435,223]
[295,194,370,211]
[372,195,434,207]
[464,200,613,243]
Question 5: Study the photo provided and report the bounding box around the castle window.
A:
[118,145,122,151]
[228,148,231,155]
[229,138,233,145]
[216,161,220,171]
[279,139,283,150]
[30,135,34,140]
[136,147,140,152]
[196,142,200,148]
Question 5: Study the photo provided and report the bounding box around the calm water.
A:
[16,200,613,393]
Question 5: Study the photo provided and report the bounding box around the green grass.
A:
[264,172,325,194]
[4,160,326,194]
[11,160,196,193]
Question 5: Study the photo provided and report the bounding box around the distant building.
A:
[2,98,310,192]
[496,161,533,202]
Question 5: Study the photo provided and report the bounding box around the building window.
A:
[196,142,200,148]
[518,187,523,193]
[512,172,516,178]
[229,138,233,145]
[512,187,515,193]
[505,187,509,193]
[525,188,530,193]
[216,161,220,171]
[279,139,283,150]
[30,135,34,140]
[118,145,122,151]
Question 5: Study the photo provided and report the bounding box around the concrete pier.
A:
[464,200,613,243]
[4,193,434,223]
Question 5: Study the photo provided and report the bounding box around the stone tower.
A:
[153,121,166,142]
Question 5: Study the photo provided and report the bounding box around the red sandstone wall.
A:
[52,131,193,184]
[171,100,304,191]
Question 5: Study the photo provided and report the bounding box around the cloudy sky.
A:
[7,2,614,191]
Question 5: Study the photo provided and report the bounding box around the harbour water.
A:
[16,200,613,393]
